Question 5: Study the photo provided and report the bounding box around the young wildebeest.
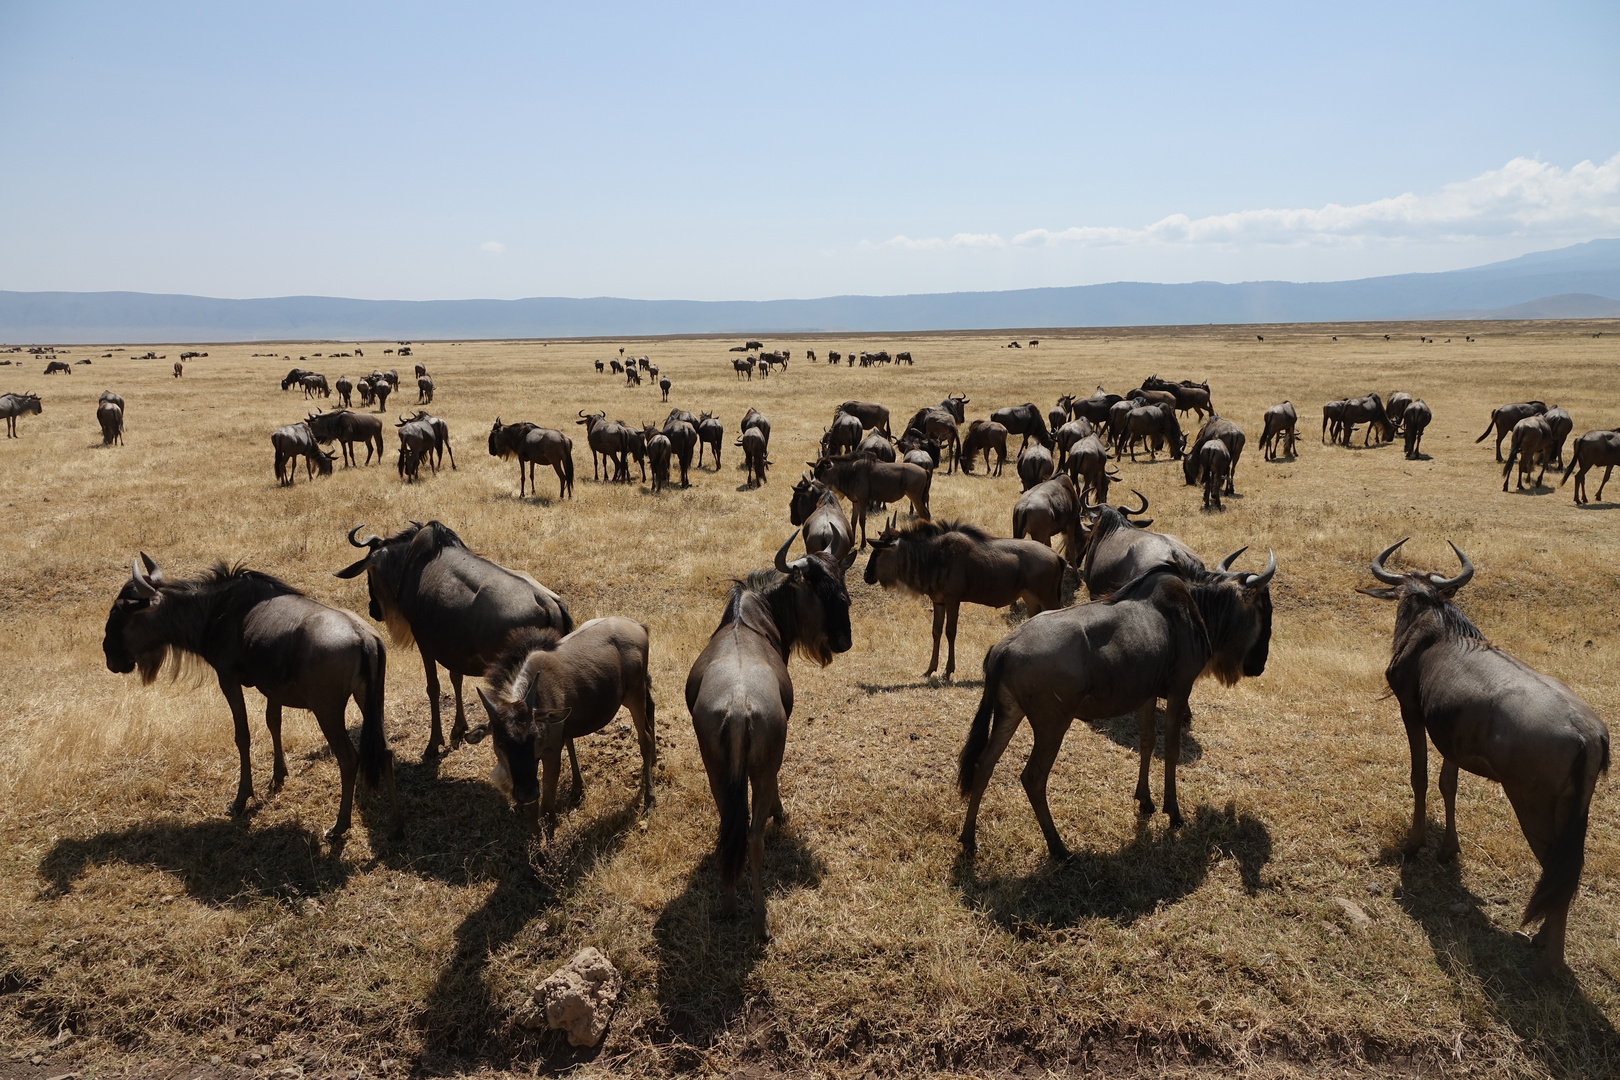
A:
[103,555,401,840]
[417,374,434,404]
[661,415,698,487]
[1361,540,1609,978]
[687,534,855,940]
[1402,399,1432,459]
[337,521,572,758]
[1261,401,1299,460]
[334,374,354,408]
[1542,406,1573,467]
[488,418,575,498]
[958,419,1008,476]
[1561,427,1620,504]
[474,618,655,834]
[812,452,933,547]
[1016,441,1054,492]
[1198,439,1230,509]
[1011,474,1084,565]
[697,411,724,469]
[271,421,335,485]
[645,426,673,492]
[790,474,855,562]
[959,548,1274,856]
[738,425,770,488]
[1502,414,1554,491]
[1183,416,1244,495]
[1476,400,1549,461]
[307,408,385,467]
[0,392,42,437]
[96,397,123,446]
[865,518,1065,680]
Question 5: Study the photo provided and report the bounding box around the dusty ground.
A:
[0,323,1617,1079]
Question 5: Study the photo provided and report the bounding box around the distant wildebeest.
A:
[1561,428,1620,504]
[488,418,575,499]
[738,425,770,488]
[1198,439,1230,509]
[897,431,941,472]
[625,366,643,387]
[281,368,311,391]
[688,535,853,940]
[395,415,440,482]
[398,410,455,471]
[865,518,1065,680]
[989,402,1054,450]
[1011,474,1084,564]
[761,351,789,373]
[827,350,842,364]
[958,547,1273,856]
[697,411,724,469]
[1402,400,1432,459]
[661,416,698,487]
[740,406,770,454]
[371,376,392,412]
[1338,393,1394,446]
[1384,391,1413,433]
[896,351,913,364]
[0,392,42,437]
[300,373,331,399]
[1121,403,1186,461]
[334,375,354,407]
[416,374,434,404]
[306,408,385,467]
[611,359,624,375]
[173,360,183,378]
[856,429,896,463]
[1016,441,1054,491]
[1503,415,1554,491]
[337,521,572,758]
[1361,540,1609,978]
[1260,402,1299,460]
[813,453,932,547]
[1142,375,1214,419]
[103,554,401,841]
[44,361,71,375]
[645,426,673,492]
[595,358,605,374]
[805,350,816,363]
[414,363,427,379]
[576,410,634,482]
[1182,416,1245,495]
[791,475,855,562]
[732,357,753,380]
[474,618,656,833]
[836,400,891,435]
[1477,401,1549,461]
[744,340,764,350]
[1543,406,1573,467]
[271,421,336,485]
[1063,430,1118,503]
[1068,386,1124,428]
[822,412,864,457]
[96,396,124,446]
[660,374,671,401]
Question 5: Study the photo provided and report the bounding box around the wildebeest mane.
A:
[484,625,564,700]
[121,563,303,684]
[881,519,993,600]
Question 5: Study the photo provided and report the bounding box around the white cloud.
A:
[885,232,1007,250]
[480,240,506,253]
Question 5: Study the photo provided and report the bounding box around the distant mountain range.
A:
[3,239,1619,342]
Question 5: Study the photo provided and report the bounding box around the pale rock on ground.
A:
[516,947,621,1047]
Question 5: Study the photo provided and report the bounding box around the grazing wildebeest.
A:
[417,374,434,404]
[611,359,625,375]
[307,408,385,467]
[1342,393,1394,446]
[813,453,932,547]
[660,375,671,401]
[1063,430,1118,503]
[98,389,124,412]
[173,360,183,378]
[371,377,392,412]
[414,363,427,379]
[1503,414,1554,491]
[837,400,890,434]
[271,422,335,485]
[687,534,854,939]
[989,403,1054,449]
[1142,375,1213,419]
[1543,406,1573,467]
[957,419,1008,476]
[43,361,72,375]
[474,619,656,834]
[397,409,455,470]
[383,369,400,390]
[865,518,1065,680]
[281,368,311,390]
[806,350,816,363]
[625,365,643,387]
[732,357,753,380]
[488,418,575,498]
[790,475,855,562]
[1198,439,1230,509]
[645,426,672,492]
[1123,403,1186,461]
[896,351,913,364]
[335,374,354,407]
[697,411,724,468]
[337,521,573,758]
[897,431,941,472]
[1182,416,1244,494]
[1069,387,1124,427]
[1,392,42,437]
[1385,391,1413,433]
[395,415,440,482]
[661,416,697,487]
[96,398,123,446]
[738,425,769,488]
[958,548,1274,856]
[740,406,770,453]
[1011,474,1084,564]
[1402,400,1432,459]
[822,412,864,457]
[104,555,401,840]
[1477,401,1549,461]
[1561,428,1620,503]
[1016,441,1054,491]
[1361,540,1609,978]
[300,373,331,399]
[1078,493,1216,601]
[576,410,634,482]
[1052,417,1093,469]
[1261,401,1299,460]
[827,350,842,364]
[856,430,896,463]
[1321,399,1347,444]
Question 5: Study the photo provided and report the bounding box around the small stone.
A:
[1364,882,1382,896]
[1331,897,1371,929]
[530,947,621,1047]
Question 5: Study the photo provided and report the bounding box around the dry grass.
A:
[1,324,1618,1078]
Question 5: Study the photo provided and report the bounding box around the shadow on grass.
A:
[1396,855,1620,1079]
[1083,706,1204,764]
[650,824,824,1048]
[857,679,983,694]
[954,803,1270,931]
[1574,501,1620,510]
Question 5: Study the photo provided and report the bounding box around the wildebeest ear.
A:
[334,554,372,579]
[475,688,501,718]
[537,708,571,727]
[464,723,490,744]
[840,548,857,570]
[1356,587,1399,601]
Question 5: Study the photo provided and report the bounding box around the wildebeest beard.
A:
[1189,576,1271,685]
[722,561,851,667]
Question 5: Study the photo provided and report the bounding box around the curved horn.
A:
[775,531,800,573]
[1245,549,1277,590]
[347,524,380,548]
[1369,538,1409,585]
[1124,490,1148,516]
[1429,541,1474,593]
[131,554,159,598]
[578,409,588,418]
[1217,546,1249,572]
[1079,487,1094,512]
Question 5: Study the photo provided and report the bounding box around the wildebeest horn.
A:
[1369,538,1409,585]
[1244,550,1277,590]
[775,531,800,573]
[131,552,162,597]
[347,524,380,548]
[1217,546,1249,571]
[1429,541,1473,593]
[1123,490,1148,516]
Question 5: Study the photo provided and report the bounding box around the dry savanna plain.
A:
[2,324,1620,1080]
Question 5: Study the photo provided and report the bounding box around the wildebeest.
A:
[864,518,1065,679]
[1182,416,1245,495]
[790,474,855,562]
[1067,386,1124,427]
[44,361,72,375]
[1078,494,1215,600]
[1106,397,1138,449]
[1543,406,1573,467]
[738,425,770,488]
[660,374,671,401]
[896,431,941,472]
[957,419,1008,476]
[1198,439,1230,509]
[173,360,183,378]
[334,374,354,407]
[1063,430,1117,503]
[1051,417,1093,469]
[104,554,401,840]
[903,394,968,472]
[827,350,842,364]
[760,350,789,373]
[417,374,434,404]
[414,363,427,379]
[98,389,124,412]
[1503,415,1554,491]
[1402,400,1432,459]
[1337,393,1394,446]
[305,408,385,467]
[812,453,932,547]
[271,421,336,485]
[732,357,753,380]
[488,418,575,499]
[1476,401,1549,461]
[697,411,724,469]
[837,400,890,434]
[1121,403,1186,460]
[661,416,698,487]
[822,412,864,457]
[1048,401,1069,437]
[1016,441,1054,491]
[856,429,896,463]
[957,548,1274,856]
[625,365,643,387]
[371,376,392,412]
[474,618,655,833]
[1385,391,1413,432]
[1011,474,1084,564]
[1142,375,1213,419]
[383,369,400,390]
[1561,428,1620,504]
[395,415,440,482]
[740,406,771,453]
[1361,540,1609,978]
[96,398,123,446]
[989,403,1054,449]
[896,351,913,364]
[595,358,605,374]
[355,377,376,408]
[300,373,331,399]
[1260,402,1299,460]
[337,521,573,758]
[576,410,634,482]
[281,368,311,390]
[645,426,672,492]
[687,534,854,940]
[1321,399,1347,444]
[1,392,42,437]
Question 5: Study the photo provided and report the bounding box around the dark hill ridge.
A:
[3,239,1618,342]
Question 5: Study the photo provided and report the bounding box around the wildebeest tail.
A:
[358,635,390,788]
[1011,503,1027,540]
[563,445,575,492]
[958,645,1005,796]
[1560,442,1582,486]
[717,713,750,887]
[1475,412,1497,443]
[1523,742,1597,927]
[1501,435,1521,478]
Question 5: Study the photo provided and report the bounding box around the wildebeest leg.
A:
[219,678,255,815]
[960,693,1027,855]
[420,648,447,758]
[1596,464,1614,502]
[748,768,778,941]
[540,745,562,823]
[1507,785,1575,976]
[925,604,946,676]
[627,679,656,809]
[1436,758,1461,861]
[1161,697,1190,827]
[264,702,288,793]
[1021,714,1075,860]
[565,739,584,805]
[1134,701,1157,816]
[313,701,360,840]
[943,604,961,679]
[1399,713,1429,855]
[448,670,468,747]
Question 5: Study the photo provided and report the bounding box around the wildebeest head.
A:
[1199,547,1277,683]
[769,531,855,664]
[474,685,568,832]
[1358,538,1474,639]
[102,553,171,681]
[335,522,442,638]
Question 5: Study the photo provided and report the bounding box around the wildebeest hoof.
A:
[1047,844,1074,863]
[228,797,251,817]
[1136,801,1155,817]
[1436,840,1460,863]
[323,824,349,843]
[1166,811,1185,829]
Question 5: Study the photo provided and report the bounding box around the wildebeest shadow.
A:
[493,491,557,507]
[1504,482,1556,496]
[1084,706,1204,764]
[857,678,984,694]
[954,803,1270,930]
[1573,501,1620,510]
[1395,855,1620,1078]
[651,825,824,1049]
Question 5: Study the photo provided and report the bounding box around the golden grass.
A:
[1,323,1618,1078]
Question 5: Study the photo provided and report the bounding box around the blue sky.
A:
[1,1,1616,300]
